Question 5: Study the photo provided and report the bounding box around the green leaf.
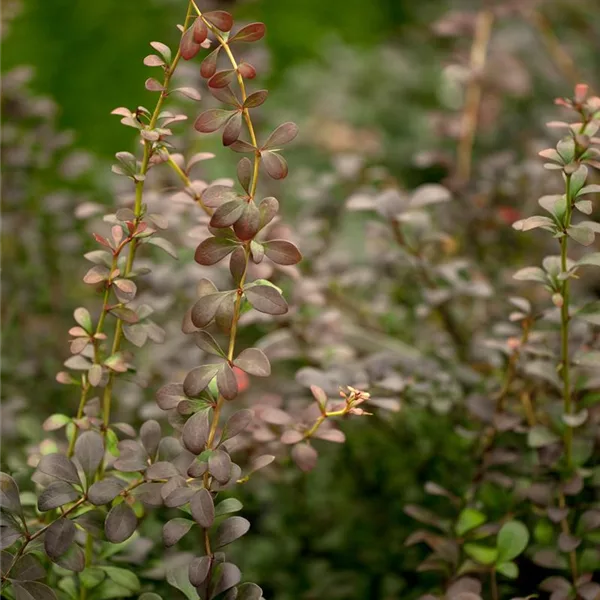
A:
[80,567,106,589]
[455,508,487,536]
[464,543,498,565]
[166,565,199,600]
[496,561,519,579]
[99,566,140,593]
[527,425,559,448]
[496,520,529,563]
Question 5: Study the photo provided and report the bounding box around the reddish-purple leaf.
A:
[195,109,235,133]
[230,22,266,43]
[44,518,75,560]
[258,196,279,228]
[182,409,210,454]
[263,240,302,265]
[190,488,215,528]
[260,407,292,426]
[209,450,233,483]
[173,87,202,101]
[238,62,256,79]
[292,443,318,472]
[217,364,238,400]
[210,85,240,107]
[189,556,211,586]
[195,237,238,266]
[244,90,268,109]
[180,26,201,60]
[209,70,235,89]
[263,122,299,149]
[192,17,208,43]
[261,151,289,180]
[237,157,253,192]
[245,284,288,315]
[215,516,250,548]
[233,202,260,241]
[234,348,271,377]
[204,10,234,32]
[105,502,137,543]
[163,517,194,547]
[221,409,254,443]
[223,112,243,147]
[229,139,256,153]
[229,247,246,285]
[143,54,164,67]
[200,47,220,78]
[215,293,236,334]
[210,200,245,228]
[183,365,220,398]
[202,185,239,208]
[145,78,164,92]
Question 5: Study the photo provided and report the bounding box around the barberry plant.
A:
[404,85,600,600]
[0,3,368,599]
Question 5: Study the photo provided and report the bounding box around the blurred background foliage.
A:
[2,0,600,598]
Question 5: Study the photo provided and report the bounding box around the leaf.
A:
[191,293,227,327]
[210,562,241,597]
[464,543,498,565]
[74,431,104,482]
[261,151,288,180]
[55,543,85,572]
[513,267,547,283]
[496,561,518,579]
[200,47,221,79]
[195,109,234,133]
[11,554,45,581]
[233,348,271,377]
[496,520,529,563]
[146,461,179,480]
[528,425,560,448]
[291,443,318,472]
[194,332,225,357]
[100,566,140,592]
[110,306,139,324]
[74,307,93,332]
[455,508,486,536]
[189,556,211,586]
[233,202,260,241]
[244,90,268,109]
[167,564,200,600]
[156,383,186,410]
[209,450,232,483]
[104,502,137,543]
[263,240,302,265]
[568,224,595,246]
[192,18,208,43]
[570,164,588,195]
[210,200,245,228]
[263,122,299,149]
[146,236,178,259]
[215,516,250,548]
[223,112,243,146]
[37,454,80,485]
[180,25,201,60]
[190,488,215,528]
[140,420,161,458]
[79,566,106,589]
[204,9,233,30]
[88,478,126,506]
[232,584,261,600]
[133,482,163,507]
[0,473,22,514]
[163,518,194,547]
[221,409,253,443]
[12,581,57,600]
[183,365,220,398]
[217,363,238,400]
[182,409,211,454]
[230,22,266,43]
[578,184,600,196]
[245,285,288,315]
[215,498,244,517]
[44,518,75,560]
[238,62,256,79]
[576,252,600,268]
[512,216,555,232]
[38,481,79,512]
